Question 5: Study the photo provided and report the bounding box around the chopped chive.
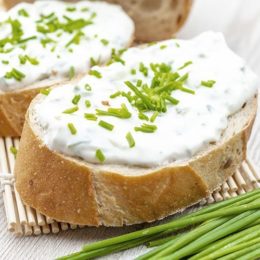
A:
[150,111,159,123]
[138,112,149,121]
[40,88,51,96]
[84,113,97,121]
[96,104,131,119]
[126,132,135,148]
[89,70,102,78]
[131,69,136,75]
[85,100,91,108]
[67,123,77,135]
[137,79,142,87]
[175,42,180,48]
[96,149,105,163]
[18,8,29,17]
[160,45,167,50]
[178,61,193,70]
[98,120,114,131]
[81,7,89,12]
[4,68,25,81]
[179,87,195,94]
[72,95,81,105]
[84,84,92,91]
[19,55,39,65]
[69,66,75,80]
[63,106,78,114]
[10,146,18,157]
[134,123,157,133]
[139,62,148,77]
[66,6,76,12]
[2,60,9,65]
[110,91,121,99]
[90,57,99,66]
[201,80,216,88]
[100,39,109,46]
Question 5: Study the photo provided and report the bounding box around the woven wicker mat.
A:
[0,137,259,236]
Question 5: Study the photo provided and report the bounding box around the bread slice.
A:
[14,93,257,226]
[0,1,134,137]
[104,0,193,42]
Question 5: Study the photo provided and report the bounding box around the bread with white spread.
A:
[0,1,134,136]
[15,32,258,226]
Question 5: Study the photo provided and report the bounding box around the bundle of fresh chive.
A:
[58,189,260,260]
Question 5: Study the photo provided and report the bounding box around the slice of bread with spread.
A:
[15,32,258,226]
[0,0,134,136]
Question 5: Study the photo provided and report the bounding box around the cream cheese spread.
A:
[0,1,134,92]
[34,32,258,167]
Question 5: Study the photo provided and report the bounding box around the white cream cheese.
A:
[0,1,134,92]
[34,32,258,167]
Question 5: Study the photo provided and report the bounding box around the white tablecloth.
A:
[1,0,260,259]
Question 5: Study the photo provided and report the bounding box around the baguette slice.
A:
[14,93,257,226]
[0,1,134,137]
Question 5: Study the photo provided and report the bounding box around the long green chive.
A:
[96,149,105,163]
[98,120,114,131]
[201,80,216,88]
[85,100,91,108]
[40,88,51,96]
[67,123,77,135]
[89,70,102,78]
[72,95,81,105]
[84,113,97,121]
[96,104,131,119]
[10,146,18,157]
[69,66,75,80]
[126,132,135,148]
[63,106,78,114]
[150,111,159,122]
[4,68,25,81]
[178,61,193,70]
[134,123,157,133]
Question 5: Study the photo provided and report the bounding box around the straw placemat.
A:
[0,137,259,236]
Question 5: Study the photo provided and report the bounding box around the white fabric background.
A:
[1,0,260,259]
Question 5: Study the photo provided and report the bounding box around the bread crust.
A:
[0,79,68,137]
[14,95,257,226]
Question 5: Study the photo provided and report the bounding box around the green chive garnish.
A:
[201,80,216,88]
[72,95,81,105]
[131,69,136,75]
[178,61,193,70]
[160,45,167,50]
[96,149,105,163]
[138,112,149,121]
[98,120,114,131]
[85,84,92,91]
[134,124,157,133]
[96,104,131,119]
[5,68,25,81]
[126,132,135,148]
[40,88,51,96]
[19,55,39,65]
[67,123,77,135]
[2,60,9,65]
[63,106,78,114]
[150,111,159,123]
[85,100,91,108]
[89,70,102,78]
[10,146,18,157]
[69,66,75,80]
[100,39,109,46]
[18,9,29,17]
[110,91,121,99]
[84,113,97,121]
